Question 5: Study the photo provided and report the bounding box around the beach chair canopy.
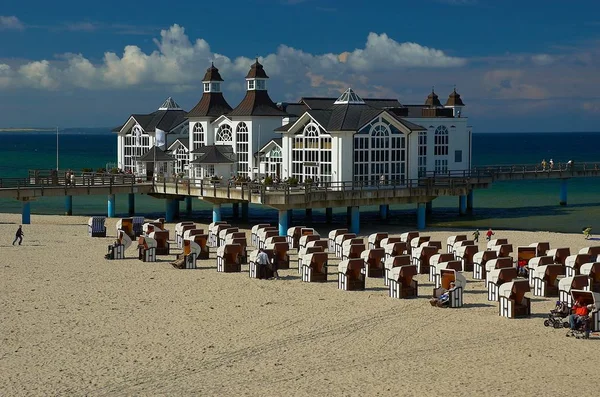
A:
[529,242,550,257]
[517,246,536,263]
[219,227,238,240]
[338,258,364,275]
[361,248,385,261]
[400,231,419,243]
[287,226,307,238]
[456,244,478,258]
[368,232,388,245]
[485,257,514,273]
[410,236,430,249]
[447,235,467,246]
[436,260,462,276]
[265,236,285,246]
[384,255,411,270]
[252,224,271,234]
[487,238,508,249]
[498,279,530,299]
[138,236,157,249]
[580,262,600,278]
[307,239,328,250]
[301,228,317,236]
[117,229,132,250]
[381,237,401,248]
[488,267,518,285]
[440,269,466,289]
[175,221,195,234]
[88,216,105,226]
[217,243,241,258]
[183,239,201,256]
[579,246,600,258]
[571,289,600,308]
[305,252,328,271]
[336,233,357,245]
[328,229,348,240]
[558,275,589,292]
[300,234,320,247]
[425,241,443,250]
[528,256,554,268]
[299,246,324,257]
[474,250,497,264]
[184,229,204,240]
[430,253,455,268]
[536,264,565,281]
[389,265,417,283]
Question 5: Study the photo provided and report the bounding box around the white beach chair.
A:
[297,245,324,274]
[137,235,157,262]
[527,256,554,286]
[368,232,388,250]
[301,252,328,282]
[219,227,239,247]
[429,253,455,282]
[337,258,365,291]
[498,280,531,319]
[384,255,411,286]
[388,265,418,299]
[433,260,463,289]
[565,253,593,277]
[208,221,228,247]
[487,267,518,301]
[328,229,348,252]
[175,221,195,248]
[251,224,271,247]
[484,257,514,282]
[361,248,386,278]
[287,226,307,249]
[433,269,466,308]
[559,275,590,308]
[532,264,564,297]
[446,235,467,254]
[178,238,201,269]
[216,243,242,273]
[335,233,356,258]
[569,290,600,333]
[580,262,600,293]
[472,250,497,280]
[107,229,132,260]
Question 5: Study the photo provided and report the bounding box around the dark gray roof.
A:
[280,103,308,117]
[130,109,187,133]
[137,146,176,162]
[228,90,288,117]
[300,97,402,110]
[255,138,282,156]
[190,145,235,164]
[276,106,426,133]
[168,137,189,150]
[187,92,232,118]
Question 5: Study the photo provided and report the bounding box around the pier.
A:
[1,162,599,229]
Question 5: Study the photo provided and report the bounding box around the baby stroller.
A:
[544,301,570,329]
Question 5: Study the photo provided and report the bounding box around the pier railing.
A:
[0,170,139,189]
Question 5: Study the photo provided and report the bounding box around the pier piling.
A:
[417,203,426,230]
[107,194,116,218]
[212,204,222,223]
[560,179,568,206]
[22,200,31,225]
[379,204,389,220]
[349,206,360,234]
[128,193,135,216]
[459,195,467,216]
[278,210,289,237]
[64,195,73,216]
[325,207,333,223]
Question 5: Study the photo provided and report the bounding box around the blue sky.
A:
[1,0,599,131]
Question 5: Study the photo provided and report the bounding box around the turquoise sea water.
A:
[1,129,599,233]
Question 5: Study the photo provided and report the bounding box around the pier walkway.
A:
[1,162,599,230]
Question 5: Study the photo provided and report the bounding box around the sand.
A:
[0,213,597,396]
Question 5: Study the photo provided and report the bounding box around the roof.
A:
[187,92,233,118]
[279,103,308,117]
[445,88,465,107]
[168,137,189,151]
[255,138,282,156]
[425,90,442,107]
[130,109,187,133]
[202,63,224,82]
[228,90,288,117]
[137,146,176,162]
[246,59,269,79]
[158,97,182,110]
[190,145,236,164]
[277,106,426,133]
[299,97,402,110]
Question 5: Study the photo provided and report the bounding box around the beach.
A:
[0,213,597,396]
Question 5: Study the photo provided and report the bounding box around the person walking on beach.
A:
[12,225,24,245]
[485,228,494,242]
[472,229,480,243]
[257,248,270,279]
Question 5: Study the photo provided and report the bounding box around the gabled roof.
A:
[228,90,288,117]
[137,146,176,162]
[190,145,236,164]
[167,138,189,151]
[255,138,282,156]
[279,103,308,117]
[202,63,224,82]
[129,109,187,133]
[445,88,465,107]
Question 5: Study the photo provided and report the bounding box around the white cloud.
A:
[0,16,24,31]
[0,24,467,92]
[531,54,556,66]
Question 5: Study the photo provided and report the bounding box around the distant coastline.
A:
[0,128,56,132]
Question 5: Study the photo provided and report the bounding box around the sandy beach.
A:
[1,213,597,396]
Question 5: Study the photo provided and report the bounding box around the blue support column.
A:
[287,209,293,226]
[306,208,313,220]
[175,200,181,220]
[417,203,426,230]
[467,190,474,213]
[560,179,568,206]
[212,204,222,223]
[22,200,31,225]
[426,201,433,215]
[107,194,116,218]
[379,204,388,220]
[185,196,193,216]
[350,206,360,235]
[232,202,239,219]
[279,210,289,237]
[241,202,249,221]
[459,195,467,216]
[165,199,175,223]
[128,193,135,216]
[325,207,333,223]
[64,195,73,216]
[347,206,352,226]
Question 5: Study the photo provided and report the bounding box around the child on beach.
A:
[485,228,494,241]
[472,229,480,243]
[12,225,24,245]
[583,227,592,240]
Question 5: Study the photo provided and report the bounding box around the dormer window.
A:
[203,83,210,92]
[248,80,255,90]
[256,80,266,90]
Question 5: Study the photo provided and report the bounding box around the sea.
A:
[1,129,599,234]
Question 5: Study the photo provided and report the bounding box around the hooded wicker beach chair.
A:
[388,264,418,299]
[301,252,329,282]
[472,250,498,280]
[368,232,389,250]
[498,280,531,318]
[361,248,386,278]
[429,253,456,282]
[487,267,518,301]
[287,226,307,249]
[446,235,467,254]
[338,258,366,291]
[137,235,157,262]
[217,243,242,273]
[328,229,348,252]
[580,262,600,293]
[88,216,106,237]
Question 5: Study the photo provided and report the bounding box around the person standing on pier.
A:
[549,159,554,170]
[12,225,24,245]
[541,159,547,171]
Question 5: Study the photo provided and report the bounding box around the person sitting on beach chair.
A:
[568,299,590,337]
[430,281,455,308]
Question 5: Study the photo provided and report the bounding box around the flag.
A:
[155,128,166,148]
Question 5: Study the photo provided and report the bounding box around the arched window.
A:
[192,122,204,149]
[271,147,282,158]
[123,124,150,174]
[291,122,332,183]
[353,116,405,183]
[434,126,448,156]
[236,122,249,175]
[216,124,232,142]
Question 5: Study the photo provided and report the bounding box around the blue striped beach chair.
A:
[132,216,145,237]
[88,216,106,237]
